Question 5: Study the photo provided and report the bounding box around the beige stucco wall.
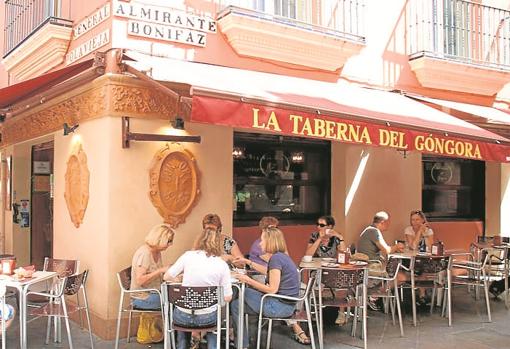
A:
[106,118,233,321]
[332,142,421,246]
[51,114,233,332]
[53,117,111,320]
[486,162,501,236]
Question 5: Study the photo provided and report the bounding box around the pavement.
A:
[4,286,510,348]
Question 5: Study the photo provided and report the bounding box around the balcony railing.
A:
[216,0,365,42]
[3,0,72,57]
[407,0,510,69]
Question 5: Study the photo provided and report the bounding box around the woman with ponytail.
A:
[163,227,232,349]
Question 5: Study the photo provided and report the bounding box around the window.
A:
[233,132,330,226]
[422,156,484,220]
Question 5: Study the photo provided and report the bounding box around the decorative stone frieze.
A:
[148,145,200,228]
[0,75,179,147]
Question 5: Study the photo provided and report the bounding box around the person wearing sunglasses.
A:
[305,216,346,259]
[305,215,348,325]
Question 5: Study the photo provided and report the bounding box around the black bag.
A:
[490,278,507,295]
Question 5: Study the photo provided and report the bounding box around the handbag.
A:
[137,313,164,344]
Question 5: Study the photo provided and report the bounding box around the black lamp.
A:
[172,117,185,130]
[63,123,79,136]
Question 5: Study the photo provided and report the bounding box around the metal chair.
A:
[27,270,94,349]
[114,266,163,349]
[484,245,509,307]
[27,257,80,308]
[446,252,491,324]
[368,257,406,336]
[161,283,224,349]
[256,274,317,349]
[318,267,368,349]
[0,282,8,349]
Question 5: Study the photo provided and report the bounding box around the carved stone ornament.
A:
[149,145,200,228]
[64,144,90,228]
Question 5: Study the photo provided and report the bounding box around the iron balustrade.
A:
[217,0,365,42]
[407,0,510,69]
[3,0,72,57]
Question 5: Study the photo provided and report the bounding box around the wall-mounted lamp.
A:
[232,146,245,159]
[63,123,79,136]
[291,151,304,163]
[397,149,408,159]
[122,117,200,148]
[172,117,185,130]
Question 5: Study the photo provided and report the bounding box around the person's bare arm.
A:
[236,269,281,294]
[136,265,167,287]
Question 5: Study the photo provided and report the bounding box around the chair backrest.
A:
[321,268,365,289]
[43,257,79,277]
[415,255,449,274]
[385,257,402,279]
[117,266,132,291]
[163,284,220,310]
[64,270,88,296]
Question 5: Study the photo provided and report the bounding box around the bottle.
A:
[431,241,444,256]
[338,248,351,264]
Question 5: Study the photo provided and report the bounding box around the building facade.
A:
[1,0,510,338]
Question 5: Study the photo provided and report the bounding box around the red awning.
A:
[125,51,510,162]
[0,59,94,109]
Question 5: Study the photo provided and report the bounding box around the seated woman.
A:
[202,213,243,263]
[305,215,348,325]
[130,224,174,310]
[163,227,232,349]
[404,210,434,252]
[404,210,434,306]
[231,227,300,349]
[246,216,310,345]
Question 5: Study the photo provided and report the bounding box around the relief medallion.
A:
[149,145,200,227]
[64,144,90,228]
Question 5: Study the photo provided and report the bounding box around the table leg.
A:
[237,283,245,349]
[19,286,26,349]
[411,265,417,326]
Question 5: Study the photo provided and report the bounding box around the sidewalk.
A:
[5,287,509,348]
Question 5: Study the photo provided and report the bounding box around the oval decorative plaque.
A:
[64,144,90,228]
[148,145,200,227]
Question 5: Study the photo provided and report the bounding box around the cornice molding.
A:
[218,11,364,72]
[409,55,510,96]
[2,23,73,81]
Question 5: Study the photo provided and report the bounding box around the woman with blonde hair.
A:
[130,223,174,310]
[164,227,232,349]
[231,227,300,349]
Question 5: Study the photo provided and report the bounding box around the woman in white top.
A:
[404,210,434,252]
[164,228,232,349]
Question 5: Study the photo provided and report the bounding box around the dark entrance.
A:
[30,141,53,269]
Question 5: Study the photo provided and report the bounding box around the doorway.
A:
[31,141,54,269]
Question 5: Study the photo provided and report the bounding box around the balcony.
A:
[3,0,73,81]
[216,0,365,72]
[407,0,510,95]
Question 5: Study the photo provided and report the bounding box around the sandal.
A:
[190,336,201,349]
[291,331,311,345]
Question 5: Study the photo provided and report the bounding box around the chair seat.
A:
[321,297,358,307]
[451,276,484,285]
[173,323,217,332]
[26,294,50,304]
[29,302,81,317]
